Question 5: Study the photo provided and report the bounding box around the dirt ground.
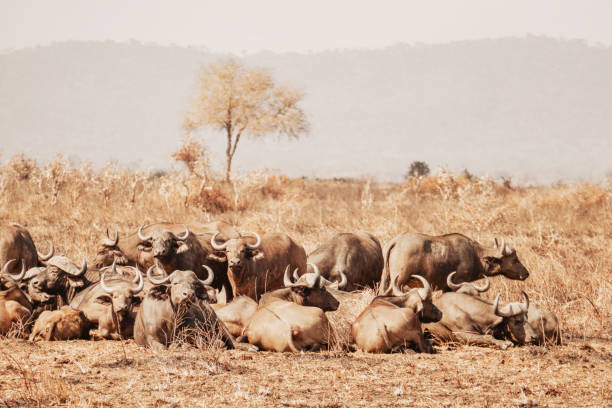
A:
[0,338,609,408]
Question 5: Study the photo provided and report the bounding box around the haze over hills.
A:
[0,37,610,183]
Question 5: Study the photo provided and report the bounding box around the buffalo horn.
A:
[473,275,491,292]
[246,232,261,249]
[100,270,114,293]
[64,256,87,277]
[137,224,152,241]
[307,263,321,288]
[336,270,348,289]
[103,229,119,247]
[283,265,294,287]
[520,291,529,313]
[412,275,432,300]
[292,268,300,282]
[131,267,144,294]
[146,264,171,285]
[173,225,190,241]
[199,265,214,286]
[37,241,54,261]
[2,259,26,281]
[210,232,229,250]
[446,271,463,291]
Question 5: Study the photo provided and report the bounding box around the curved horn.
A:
[103,229,119,247]
[132,265,142,283]
[130,267,144,294]
[174,225,190,241]
[37,241,54,261]
[100,270,114,293]
[473,275,491,292]
[283,265,295,287]
[210,232,228,251]
[137,224,152,241]
[293,268,300,282]
[520,291,529,313]
[146,265,170,285]
[446,272,464,291]
[2,259,26,281]
[199,265,214,286]
[499,237,507,255]
[412,275,432,300]
[307,262,321,288]
[336,270,348,289]
[64,256,87,277]
[246,232,261,249]
[493,294,512,317]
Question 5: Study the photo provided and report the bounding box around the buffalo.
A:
[352,275,441,353]
[304,231,383,291]
[211,296,258,338]
[380,233,529,293]
[425,291,536,349]
[70,263,146,340]
[211,231,307,300]
[134,265,253,351]
[0,223,54,275]
[244,264,339,352]
[0,261,32,335]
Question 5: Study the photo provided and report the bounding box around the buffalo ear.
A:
[176,241,189,254]
[149,285,170,300]
[95,295,112,305]
[484,256,501,265]
[290,285,308,297]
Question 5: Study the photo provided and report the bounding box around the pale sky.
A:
[2,0,612,53]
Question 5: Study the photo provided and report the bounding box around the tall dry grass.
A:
[0,154,610,339]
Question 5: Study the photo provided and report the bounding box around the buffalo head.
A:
[485,238,529,280]
[210,231,263,274]
[147,264,215,307]
[493,291,536,345]
[283,263,339,311]
[98,263,144,314]
[138,224,191,261]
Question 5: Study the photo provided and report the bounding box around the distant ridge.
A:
[1,37,610,183]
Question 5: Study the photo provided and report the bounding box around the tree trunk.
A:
[225,128,233,183]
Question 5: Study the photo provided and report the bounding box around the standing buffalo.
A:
[380,233,529,293]
[70,263,146,340]
[425,291,536,349]
[95,222,237,302]
[0,223,54,275]
[134,266,253,351]
[304,231,383,291]
[245,265,339,352]
[352,275,441,353]
[211,231,307,300]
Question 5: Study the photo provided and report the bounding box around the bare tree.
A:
[405,161,430,179]
[183,60,309,182]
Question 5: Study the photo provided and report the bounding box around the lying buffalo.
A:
[245,264,339,352]
[352,275,441,353]
[425,291,536,349]
[305,231,383,291]
[380,233,529,293]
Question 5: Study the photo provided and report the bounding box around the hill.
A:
[1,37,611,182]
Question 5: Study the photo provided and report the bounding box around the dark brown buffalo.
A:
[211,231,307,300]
[380,233,529,293]
[134,266,255,351]
[0,223,54,275]
[352,275,441,353]
[94,222,238,302]
[304,231,383,291]
[245,265,339,352]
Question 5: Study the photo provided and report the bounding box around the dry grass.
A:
[0,154,610,406]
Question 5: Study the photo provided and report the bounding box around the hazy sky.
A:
[2,1,612,53]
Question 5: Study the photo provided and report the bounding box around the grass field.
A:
[0,154,610,407]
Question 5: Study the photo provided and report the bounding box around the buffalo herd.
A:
[0,221,561,353]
